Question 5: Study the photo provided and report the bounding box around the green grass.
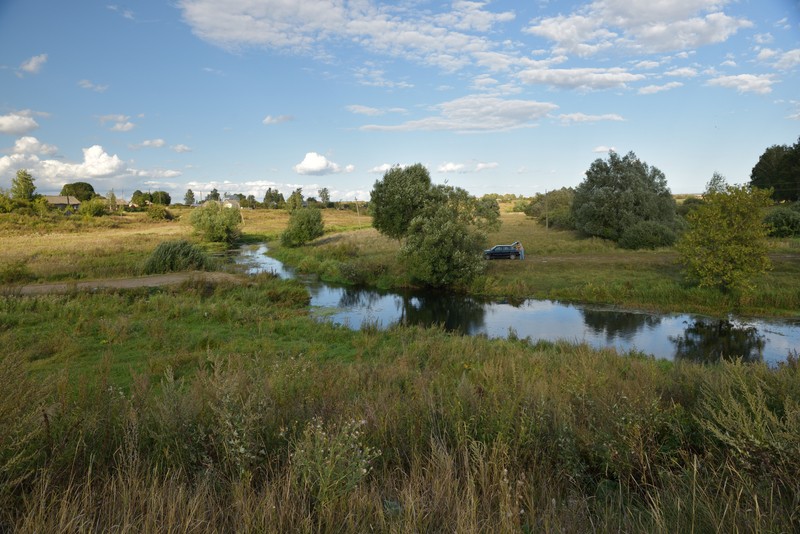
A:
[1,277,799,531]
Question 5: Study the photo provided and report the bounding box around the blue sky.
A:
[1,1,798,201]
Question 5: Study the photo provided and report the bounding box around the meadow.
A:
[1,206,799,531]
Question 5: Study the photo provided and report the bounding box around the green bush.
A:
[764,208,800,237]
[146,204,173,221]
[143,240,212,274]
[280,208,324,247]
[0,260,35,284]
[189,202,242,243]
[619,220,677,250]
[78,198,108,217]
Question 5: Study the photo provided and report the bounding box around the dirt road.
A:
[3,271,244,296]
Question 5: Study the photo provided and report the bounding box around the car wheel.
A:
[511,253,517,260]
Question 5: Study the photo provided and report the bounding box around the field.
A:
[1,207,799,531]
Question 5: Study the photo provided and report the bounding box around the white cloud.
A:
[638,81,683,94]
[665,67,698,77]
[18,54,47,75]
[0,145,126,191]
[293,152,352,175]
[346,105,383,116]
[10,136,57,156]
[593,145,616,153]
[438,162,467,173]
[368,163,406,174]
[635,60,660,69]
[171,144,192,153]
[361,95,558,132]
[262,114,294,125]
[131,138,166,149]
[525,1,751,56]
[707,74,775,94]
[558,113,624,124]
[99,114,135,131]
[518,67,644,90]
[178,0,507,72]
[774,49,800,70]
[78,79,109,92]
[475,162,499,172]
[756,48,778,61]
[0,113,39,135]
[353,66,414,89]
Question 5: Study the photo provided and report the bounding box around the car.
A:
[483,244,521,260]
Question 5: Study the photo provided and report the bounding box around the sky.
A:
[1,1,799,202]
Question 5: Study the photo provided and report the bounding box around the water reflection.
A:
[581,308,662,342]
[234,244,799,365]
[671,319,765,363]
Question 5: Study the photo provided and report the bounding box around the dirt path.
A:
[3,271,244,296]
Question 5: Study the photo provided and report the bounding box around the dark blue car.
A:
[483,244,521,260]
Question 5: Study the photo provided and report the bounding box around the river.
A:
[235,244,800,365]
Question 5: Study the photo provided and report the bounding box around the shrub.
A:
[78,198,108,217]
[146,204,173,221]
[0,260,35,283]
[619,221,677,249]
[143,240,212,274]
[189,202,242,243]
[280,208,324,247]
[764,208,800,237]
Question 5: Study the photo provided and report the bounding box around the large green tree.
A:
[60,181,95,201]
[285,188,304,212]
[370,164,432,241]
[151,191,171,205]
[572,151,676,242]
[750,137,800,202]
[184,189,196,205]
[189,201,242,243]
[677,174,772,295]
[11,169,36,201]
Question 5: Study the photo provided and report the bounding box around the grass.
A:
[1,276,799,531]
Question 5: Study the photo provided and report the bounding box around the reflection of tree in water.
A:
[335,288,487,334]
[401,293,487,335]
[671,319,764,364]
[581,309,662,342]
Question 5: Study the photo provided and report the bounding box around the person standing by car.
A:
[514,241,525,260]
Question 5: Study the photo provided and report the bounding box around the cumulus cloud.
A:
[0,113,39,135]
[707,74,775,94]
[171,144,192,153]
[293,152,353,175]
[665,67,698,77]
[346,105,383,116]
[476,162,499,172]
[99,114,135,132]
[263,114,294,125]
[438,162,467,173]
[18,54,47,75]
[78,79,109,92]
[361,95,558,132]
[10,136,57,156]
[593,145,616,153]
[638,81,683,94]
[0,145,126,191]
[558,112,624,124]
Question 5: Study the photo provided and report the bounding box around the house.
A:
[42,195,81,210]
[223,198,241,209]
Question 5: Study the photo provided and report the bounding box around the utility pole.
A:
[544,189,549,231]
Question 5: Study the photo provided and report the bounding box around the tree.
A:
[184,189,196,205]
[206,188,221,202]
[572,151,676,242]
[286,188,304,212]
[370,164,432,240]
[677,174,772,295]
[189,201,242,243]
[523,187,575,229]
[750,137,800,202]
[11,169,36,201]
[401,201,486,288]
[60,181,95,201]
[280,208,325,247]
[318,187,331,206]
[131,190,152,206]
[151,191,171,205]
[263,188,285,209]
